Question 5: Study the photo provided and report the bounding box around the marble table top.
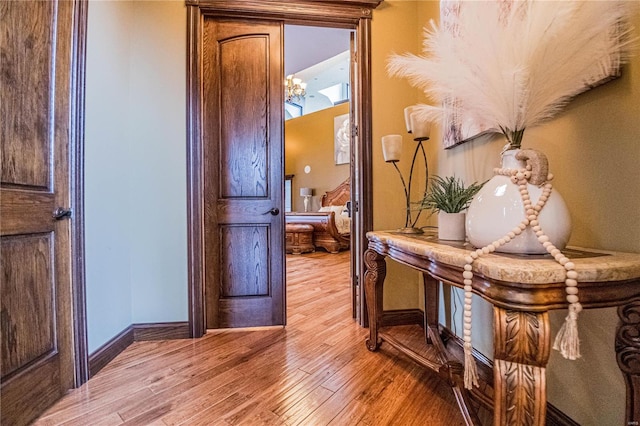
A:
[367,230,640,285]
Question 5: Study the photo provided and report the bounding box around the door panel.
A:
[203,19,284,328]
[0,2,53,189]
[220,226,269,297]
[219,36,269,198]
[1,235,55,378]
[0,1,75,424]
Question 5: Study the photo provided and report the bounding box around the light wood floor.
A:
[35,250,467,425]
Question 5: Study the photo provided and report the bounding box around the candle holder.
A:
[382,132,430,234]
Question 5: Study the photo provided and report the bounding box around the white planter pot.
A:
[465,149,572,254]
[438,211,466,241]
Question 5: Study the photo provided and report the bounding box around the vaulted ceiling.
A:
[285,25,352,115]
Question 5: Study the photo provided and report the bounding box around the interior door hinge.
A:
[351,124,358,138]
[353,201,359,213]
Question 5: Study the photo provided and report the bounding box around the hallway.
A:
[35,251,467,425]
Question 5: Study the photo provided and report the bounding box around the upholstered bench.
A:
[285,223,315,254]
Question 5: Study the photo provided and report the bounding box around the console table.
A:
[364,230,640,426]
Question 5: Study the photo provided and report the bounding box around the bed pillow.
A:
[319,205,344,215]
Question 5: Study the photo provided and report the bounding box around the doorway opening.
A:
[283,24,354,324]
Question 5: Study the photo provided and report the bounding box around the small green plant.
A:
[417,175,485,214]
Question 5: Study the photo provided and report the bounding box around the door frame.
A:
[70,0,90,386]
[185,0,381,337]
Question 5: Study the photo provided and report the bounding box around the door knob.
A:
[53,207,72,220]
[262,207,280,216]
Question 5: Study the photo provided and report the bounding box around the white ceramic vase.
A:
[438,211,466,241]
[465,149,572,254]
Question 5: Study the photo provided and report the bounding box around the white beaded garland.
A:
[461,161,582,389]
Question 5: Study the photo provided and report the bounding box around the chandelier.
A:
[285,74,306,103]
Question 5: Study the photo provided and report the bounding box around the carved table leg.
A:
[493,308,550,426]
[363,248,386,351]
[616,298,640,425]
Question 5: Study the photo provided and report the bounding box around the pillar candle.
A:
[403,106,415,133]
[410,113,431,139]
[381,134,403,162]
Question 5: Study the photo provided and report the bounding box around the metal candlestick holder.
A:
[386,135,429,234]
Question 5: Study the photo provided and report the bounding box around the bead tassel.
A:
[553,302,582,360]
[464,344,479,388]
[462,162,581,389]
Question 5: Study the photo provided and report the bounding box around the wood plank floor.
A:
[35,251,468,425]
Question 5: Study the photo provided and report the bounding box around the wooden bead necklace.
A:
[461,163,581,389]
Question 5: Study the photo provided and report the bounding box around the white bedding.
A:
[318,205,351,235]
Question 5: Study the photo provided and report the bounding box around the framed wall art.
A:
[334,113,350,165]
[440,0,624,149]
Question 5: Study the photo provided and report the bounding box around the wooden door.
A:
[202,19,285,328]
[0,1,78,424]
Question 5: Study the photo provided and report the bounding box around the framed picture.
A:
[440,0,623,149]
[334,113,350,165]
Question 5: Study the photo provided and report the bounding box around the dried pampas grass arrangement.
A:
[388,0,637,390]
[388,0,637,150]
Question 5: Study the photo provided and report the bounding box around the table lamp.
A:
[300,187,313,212]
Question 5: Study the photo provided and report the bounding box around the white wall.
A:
[128,2,188,323]
[85,0,135,352]
[85,0,188,352]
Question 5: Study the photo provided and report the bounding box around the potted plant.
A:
[417,175,484,241]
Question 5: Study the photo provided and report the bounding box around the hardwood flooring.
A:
[35,251,468,425]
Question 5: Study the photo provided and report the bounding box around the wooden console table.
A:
[364,230,640,426]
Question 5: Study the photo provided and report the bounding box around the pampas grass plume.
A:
[388,1,638,149]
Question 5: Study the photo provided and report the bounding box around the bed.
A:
[285,178,351,253]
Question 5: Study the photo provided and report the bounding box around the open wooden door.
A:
[1,1,83,423]
[202,19,285,328]
[186,0,380,337]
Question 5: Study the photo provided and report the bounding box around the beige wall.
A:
[85,0,188,352]
[285,103,350,212]
[372,2,640,425]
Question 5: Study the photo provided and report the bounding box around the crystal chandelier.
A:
[285,74,306,102]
